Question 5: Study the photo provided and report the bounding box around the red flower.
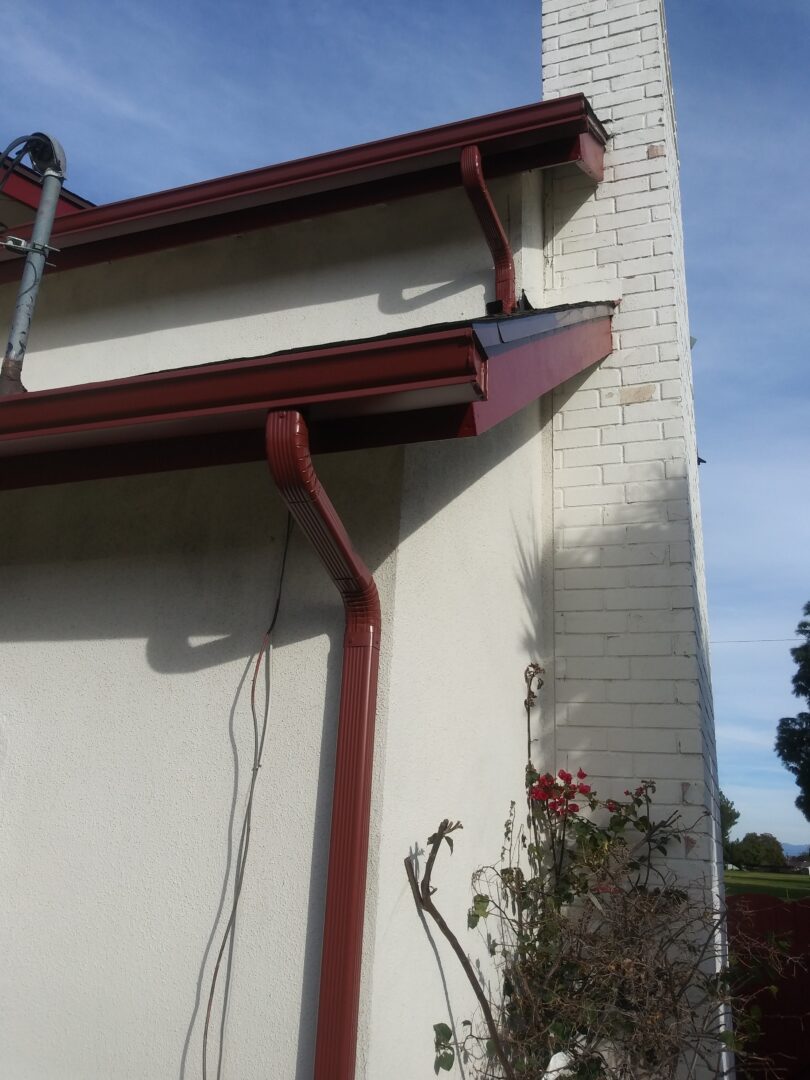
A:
[606,800,618,813]
[568,803,580,814]
[531,786,550,802]
[539,772,555,787]
[558,769,573,784]
[634,786,644,797]
[577,768,587,780]
[577,783,591,795]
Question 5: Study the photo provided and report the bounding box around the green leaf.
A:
[467,911,479,930]
[436,1049,455,1071]
[472,893,490,918]
[433,1022,452,1044]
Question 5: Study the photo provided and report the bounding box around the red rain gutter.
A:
[266,410,380,1080]
[461,145,516,314]
[0,95,606,285]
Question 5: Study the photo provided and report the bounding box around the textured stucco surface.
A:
[0,174,535,392]
[0,175,549,1078]
[364,402,546,1077]
[0,451,403,1079]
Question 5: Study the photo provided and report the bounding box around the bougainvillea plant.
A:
[405,667,787,1079]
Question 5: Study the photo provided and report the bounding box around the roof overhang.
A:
[0,161,92,218]
[0,303,612,490]
[0,95,607,285]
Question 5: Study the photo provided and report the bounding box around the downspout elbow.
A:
[265,408,381,1080]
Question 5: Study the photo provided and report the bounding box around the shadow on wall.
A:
[21,185,495,356]
[0,399,546,1078]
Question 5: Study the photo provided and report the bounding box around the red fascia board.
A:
[0,328,485,457]
[1,168,92,217]
[0,96,606,282]
[0,312,613,490]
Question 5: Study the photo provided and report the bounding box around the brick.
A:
[626,478,687,503]
[623,438,685,462]
[622,360,681,384]
[602,420,661,444]
[555,427,600,449]
[603,460,664,484]
[591,29,642,55]
[609,728,677,754]
[611,156,667,182]
[617,256,675,284]
[631,656,699,680]
[564,483,626,506]
[623,400,682,423]
[555,590,605,611]
[556,678,607,702]
[564,388,602,411]
[597,240,654,265]
[561,611,629,634]
[557,506,603,528]
[562,656,630,679]
[616,188,670,212]
[632,703,700,728]
[626,519,689,543]
[562,567,627,589]
[632,752,704,780]
[562,444,623,467]
[596,207,651,231]
[556,547,601,568]
[605,586,679,610]
[563,405,621,429]
[600,539,667,562]
[563,702,630,727]
[557,726,609,751]
[607,680,675,703]
[603,503,666,527]
[556,634,606,657]
[669,541,692,563]
[628,609,695,634]
[557,465,602,487]
[606,633,673,656]
[629,563,691,588]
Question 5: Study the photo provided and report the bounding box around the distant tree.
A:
[775,601,810,822]
[719,790,740,863]
[729,832,787,869]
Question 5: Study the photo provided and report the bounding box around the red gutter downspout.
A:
[265,409,381,1080]
[461,144,517,314]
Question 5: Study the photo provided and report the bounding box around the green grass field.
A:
[724,870,810,900]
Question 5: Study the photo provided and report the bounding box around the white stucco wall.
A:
[364,402,546,1077]
[0,173,542,392]
[0,174,550,1079]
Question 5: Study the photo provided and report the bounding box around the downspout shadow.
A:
[405,846,468,1080]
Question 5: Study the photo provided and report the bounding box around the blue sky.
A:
[4,1,809,842]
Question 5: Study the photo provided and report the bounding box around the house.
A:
[0,2,719,1077]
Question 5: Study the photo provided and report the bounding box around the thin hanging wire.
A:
[202,512,293,1080]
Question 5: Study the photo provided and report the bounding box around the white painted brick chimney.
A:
[541,0,720,886]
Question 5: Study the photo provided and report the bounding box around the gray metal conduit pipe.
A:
[0,133,67,396]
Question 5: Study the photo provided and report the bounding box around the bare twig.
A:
[405,820,516,1080]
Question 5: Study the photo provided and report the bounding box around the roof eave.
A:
[0,95,607,283]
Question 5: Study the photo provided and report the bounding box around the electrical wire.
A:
[710,638,801,645]
[202,512,293,1080]
[0,136,34,196]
